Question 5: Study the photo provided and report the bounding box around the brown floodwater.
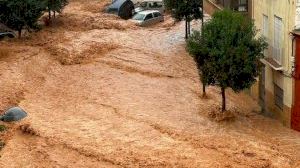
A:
[0,0,299,167]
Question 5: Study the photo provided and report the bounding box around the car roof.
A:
[139,0,163,2]
[109,0,133,10]
[138,10,160,15]
[0,32,15,36]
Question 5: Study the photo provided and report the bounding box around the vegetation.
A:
[47,0,68,20]
[0,0,68,38]
[187,31,214,97]
[187,10,267,112]
[0,140,5,150]
[0,125,6,132]
[164,0,203,39]
[0,0,47,37]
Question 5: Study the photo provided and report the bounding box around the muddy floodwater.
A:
[0,0,300,167]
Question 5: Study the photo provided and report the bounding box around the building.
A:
[213,0,252,17]
[251,0,300,130]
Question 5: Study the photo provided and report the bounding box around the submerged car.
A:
[0,23,15,40]
[133,0,164,15]
[131,10,164,26]
[106,0,135,19]
[0,31,15,40]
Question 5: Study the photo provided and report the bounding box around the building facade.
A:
[251,0,299,129]
[214,0,252,17]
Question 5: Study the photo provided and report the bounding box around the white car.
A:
[132,0,164,15]
[131,10,164,26]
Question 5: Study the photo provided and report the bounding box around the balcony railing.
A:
[211,0,249,12]
[261,45,284,71]
[233,4,248,12]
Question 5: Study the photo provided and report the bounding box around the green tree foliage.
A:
[187,31,215,97]
[187,10,267,112]
[0,0,47,37]
[164,0,203,39]
[47,0,68,20]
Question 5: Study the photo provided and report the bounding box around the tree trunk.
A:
[185,19,188,39]
[188,21,191,36]
[202,82,206,97]
[18,29,22,39]
[48,9,51,20]
[221,87,226,112]
[54,11,56,18]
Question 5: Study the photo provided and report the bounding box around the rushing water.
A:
[0,0,299,167]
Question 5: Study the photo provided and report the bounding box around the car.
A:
[0,23,15,40]
[132,0,164,15]
[106,0,135,20]
[131,10,164,26]
[0,31,16,40]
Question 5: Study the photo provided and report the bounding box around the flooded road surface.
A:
[0,0,300,167]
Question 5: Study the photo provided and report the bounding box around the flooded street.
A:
[0,0,300,167]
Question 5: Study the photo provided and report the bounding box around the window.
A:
[152,2,163,8]
[144,14,153,20]
[262,15,268,57]
[132,14,145,21]
[238,0,248,12]
[154,12,161,17]
[140,2,147,8]
[273,16,283,64]
[274,84,284,110]
[296,0,300,29]
[263,15,268,38]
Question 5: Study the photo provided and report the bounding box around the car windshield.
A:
[132,13,145,20]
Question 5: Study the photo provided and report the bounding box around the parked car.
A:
[0,31,15,40]
[106,0,135,20]
[131,10,164,26]
[132,0,164,15]
[0,23,15,40]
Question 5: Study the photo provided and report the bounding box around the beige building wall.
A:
[252,0,296,126]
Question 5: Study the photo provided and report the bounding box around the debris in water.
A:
[19,124,38,136]
[0,125,6,132]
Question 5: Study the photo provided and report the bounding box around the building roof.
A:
[138,10,160,15]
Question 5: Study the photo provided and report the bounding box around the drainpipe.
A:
[291,35,296,77]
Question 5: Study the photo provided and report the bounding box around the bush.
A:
[0,0,47,37]
[0,125,6,132]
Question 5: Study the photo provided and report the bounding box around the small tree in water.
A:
[47,0,69,20]
[164,0,203,39]
[188,10,267,112]
[187,31,215,97]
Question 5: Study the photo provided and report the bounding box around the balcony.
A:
[208,0,250,17]
[261,46,284,71]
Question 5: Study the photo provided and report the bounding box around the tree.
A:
[164,0,203,39]
[0,0,47,38]
[188,10,267,112]
[47,0,68,20]
[187,31,215,97]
